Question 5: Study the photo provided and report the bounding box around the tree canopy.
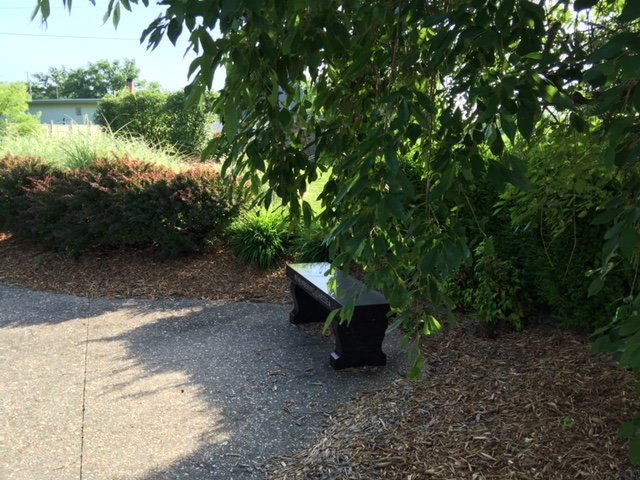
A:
[0,82,40,136]
[30,58,148,99]
[35,0,640,461]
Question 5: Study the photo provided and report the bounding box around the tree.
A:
[34,0,640,461]
[30,58,145,99]
[96,89,216,155]
[0,82,40,136]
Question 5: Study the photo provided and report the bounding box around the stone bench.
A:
[286,262,390,370]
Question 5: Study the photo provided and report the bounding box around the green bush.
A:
[96,90,215,156]
[446,238,523,332]
[0,156,236,256]
[501,125,631,329]
[445,124,635,331]
[471,239,524,330]
[228,209,290,268]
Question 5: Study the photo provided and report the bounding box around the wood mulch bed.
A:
[266,323,640,479]
[0,232,290,303]
[1,231,639,479]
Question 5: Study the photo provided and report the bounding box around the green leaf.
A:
[408,354,424,380]
[589,38,626,63]
[570,113,587,133]
[487,160,508,192]
[517,104,535,139]
[41,0,50,19]
[619,421,637,439]
[583,66,608,87]
[385,147,400,173]
[386,316,403,334]
[620,0,640,22]
[301,200,312,227]
[223,102,239,137]
[490,130,505,155]
[500,114,517,143]
[323,308,340,333]
[629,436,640,466]
[588,277,604,297]
[447,309,457,327]
[633,87,640,113]
[496,0,516,26]
[591,334,613,355]
[593,208,619,225]
[167,18,183,46]
[112,3,120,27]
[277,108,291,127]
[398,100,409,128]
[274,0,285,17]
[620,226,640,260]
[619,317,640,336]
[620,56,640,81]
[619,343,640,370]
[574,0,599,11]
[423,314,442,336]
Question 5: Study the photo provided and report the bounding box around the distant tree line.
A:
[30,59,158,99]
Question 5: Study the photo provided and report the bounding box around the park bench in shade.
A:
[286,262,390,370]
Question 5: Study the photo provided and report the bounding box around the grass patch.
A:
[303,169,330,213]
[0,128,190,171]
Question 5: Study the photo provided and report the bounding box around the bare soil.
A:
[1,232,638,479]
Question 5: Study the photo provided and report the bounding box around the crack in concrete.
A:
[79,320,90,480]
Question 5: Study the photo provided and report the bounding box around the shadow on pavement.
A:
[0,284,407,479]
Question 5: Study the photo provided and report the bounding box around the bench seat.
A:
[286,262,390,369]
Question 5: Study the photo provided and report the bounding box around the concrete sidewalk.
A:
[0,284,407,479]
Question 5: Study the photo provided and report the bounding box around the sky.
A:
[0,0,225,92]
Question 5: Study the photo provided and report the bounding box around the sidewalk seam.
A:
[79,320,90,480]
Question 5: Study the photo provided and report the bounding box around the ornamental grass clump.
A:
[228,209,290,268]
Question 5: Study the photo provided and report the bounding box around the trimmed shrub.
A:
[0,156,236,256]
[0,156,55,229]
[228,209,290,268]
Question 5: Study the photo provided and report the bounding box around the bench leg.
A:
[289,283,329,324]
[329,310,387,369]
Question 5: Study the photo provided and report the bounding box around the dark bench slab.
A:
[286,262,390,370]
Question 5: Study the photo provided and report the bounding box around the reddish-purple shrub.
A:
[0,156,237,256]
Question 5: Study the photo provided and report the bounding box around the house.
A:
[28,98,101,125]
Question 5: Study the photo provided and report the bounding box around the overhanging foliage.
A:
[35,0,640,462]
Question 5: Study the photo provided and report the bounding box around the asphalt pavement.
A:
[0,283,408,479]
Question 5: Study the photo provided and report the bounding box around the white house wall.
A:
[28,100,100,125]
